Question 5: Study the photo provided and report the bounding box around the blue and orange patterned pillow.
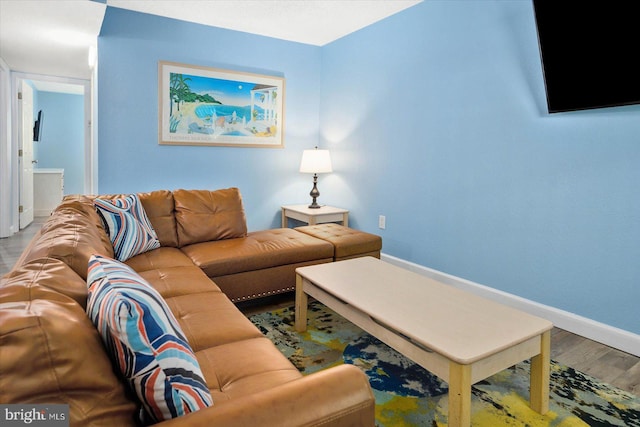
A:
[94,194,160,262]
[86,255,213,423]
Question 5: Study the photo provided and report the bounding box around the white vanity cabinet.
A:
[34,169,64,216]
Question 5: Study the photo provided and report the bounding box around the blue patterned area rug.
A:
[249,301,640,426]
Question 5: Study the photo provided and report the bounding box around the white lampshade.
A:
[299,149,332,174]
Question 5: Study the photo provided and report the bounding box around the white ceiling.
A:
[31,79,86,95]
[0,0,421,81]
[0,1,106,81]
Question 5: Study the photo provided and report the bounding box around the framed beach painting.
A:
[158,61,285,148]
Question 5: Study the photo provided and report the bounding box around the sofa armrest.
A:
[160,364,375,427]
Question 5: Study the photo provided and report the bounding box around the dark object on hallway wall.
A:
[33,109,43,141]
[533,1,640,113]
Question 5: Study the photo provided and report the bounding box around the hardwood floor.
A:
[551,327,639,394]
[2,217,638,395]
[0,216,45,274]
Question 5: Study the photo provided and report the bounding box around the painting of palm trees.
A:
[159,61,285,147]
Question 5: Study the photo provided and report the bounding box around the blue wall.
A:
[98,7,321,231]
[98,2,640,334]
[34,91,84,195]
[320,1,640,334]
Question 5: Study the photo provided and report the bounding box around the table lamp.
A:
[299,147,332,208]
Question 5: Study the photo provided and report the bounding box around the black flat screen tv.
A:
[33,110,43,141]
[533,1,640,113]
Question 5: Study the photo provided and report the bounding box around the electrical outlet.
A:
[378,215,386,229]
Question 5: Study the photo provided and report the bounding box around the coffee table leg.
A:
[295,274,308,332]
[530,330,551,414]
[448,361,471,427]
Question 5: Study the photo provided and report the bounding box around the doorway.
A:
[7,73,93,235]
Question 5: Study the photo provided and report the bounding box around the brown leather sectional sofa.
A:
[0,187,381,426]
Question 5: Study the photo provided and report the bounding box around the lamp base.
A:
[308,174,321,209]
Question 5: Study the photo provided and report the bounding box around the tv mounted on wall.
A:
[33,110,43,141]
[533,1,640,113]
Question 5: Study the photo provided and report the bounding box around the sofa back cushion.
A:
[174,188,248,247]
[0,285,138,426]
[17,197,114,280]
[139,190,179,247]
[0,257,89,308]
[99,190,179,248]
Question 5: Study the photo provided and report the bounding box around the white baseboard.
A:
[381,253,640,357]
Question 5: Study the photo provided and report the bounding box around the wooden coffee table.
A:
[295,257,552,427]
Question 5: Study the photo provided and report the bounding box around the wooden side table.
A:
[281,204,349,228]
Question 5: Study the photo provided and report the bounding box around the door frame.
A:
[0,58,11,238]
[18,79,35,229]
[4,72,94,236]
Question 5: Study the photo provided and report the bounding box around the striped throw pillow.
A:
[86,255,213,423]
[94,194,161,261]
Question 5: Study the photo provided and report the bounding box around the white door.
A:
[19,80,34,229]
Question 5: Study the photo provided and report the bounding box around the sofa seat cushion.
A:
[196,337,302,402]
[181,228,334,277]
[86,255,213,424]
[164,291,264,351]
[125,247,195,273]
[174,188,248,246]
[94,194,161,261]
[138,266,222,299]
[0,289,137,425]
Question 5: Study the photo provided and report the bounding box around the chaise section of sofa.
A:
[181,228,334,301]
[0,187,377,426]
